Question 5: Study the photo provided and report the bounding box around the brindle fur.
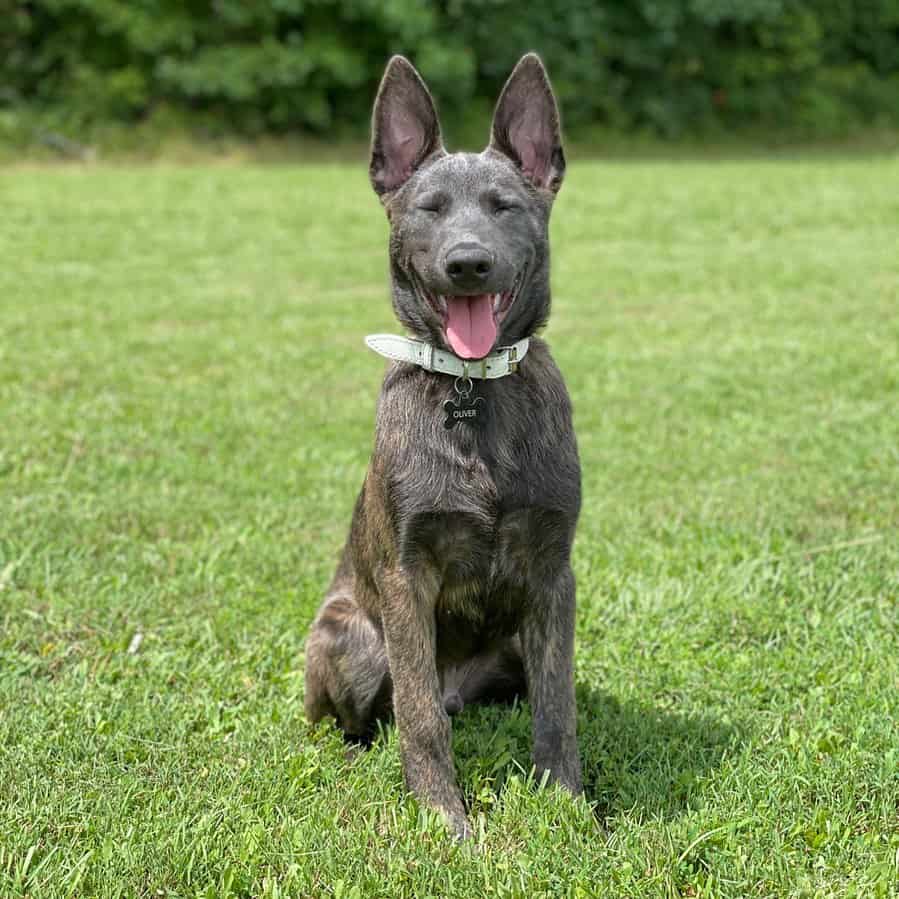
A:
[304,53,582,839]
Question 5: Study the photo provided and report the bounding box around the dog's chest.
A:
[381,357,579,639]
[397,442,571,635]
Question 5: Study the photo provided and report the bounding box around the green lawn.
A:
[1,157,897,898]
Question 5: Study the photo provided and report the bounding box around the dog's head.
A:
[370,54,565,360]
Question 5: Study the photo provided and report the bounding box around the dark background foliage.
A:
[2,0,899,140]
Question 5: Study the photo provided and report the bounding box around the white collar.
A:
[364,334,529,379]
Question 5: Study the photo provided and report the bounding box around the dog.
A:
[304,53,581,840]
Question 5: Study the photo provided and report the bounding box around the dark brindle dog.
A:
[304,53,581,839]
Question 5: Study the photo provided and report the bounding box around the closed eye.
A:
[492,197,521,215]
[416,193,447,214]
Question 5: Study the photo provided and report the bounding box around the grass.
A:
[1,156,897,898]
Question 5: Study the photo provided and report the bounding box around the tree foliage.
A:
[3,0,898,137]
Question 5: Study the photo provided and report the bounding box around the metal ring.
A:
[454,375,473,396]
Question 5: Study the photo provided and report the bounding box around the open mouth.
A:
[416,269,525,360]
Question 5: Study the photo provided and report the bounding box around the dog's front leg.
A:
[379,568,470,839]
[521,566,583,796]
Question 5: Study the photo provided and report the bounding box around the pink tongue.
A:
[444,295,496,359]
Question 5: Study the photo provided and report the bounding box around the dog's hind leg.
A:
[304,590,391,741]
[442,636,526,716]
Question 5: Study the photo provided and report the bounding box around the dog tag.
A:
[443,392,486,429]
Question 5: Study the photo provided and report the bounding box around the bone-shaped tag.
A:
[443,393,486,429]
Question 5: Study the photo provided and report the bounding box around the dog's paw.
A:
[447,811,473,842]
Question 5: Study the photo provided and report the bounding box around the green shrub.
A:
[2,0,898,139]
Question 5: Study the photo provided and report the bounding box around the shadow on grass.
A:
[450,686,740,823]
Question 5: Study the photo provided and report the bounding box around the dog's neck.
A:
[364,334,529,380]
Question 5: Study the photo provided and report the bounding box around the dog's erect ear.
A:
[370,56,444,196]
[489,53,565,193]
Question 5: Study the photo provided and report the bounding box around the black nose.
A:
[445,243,493,287]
